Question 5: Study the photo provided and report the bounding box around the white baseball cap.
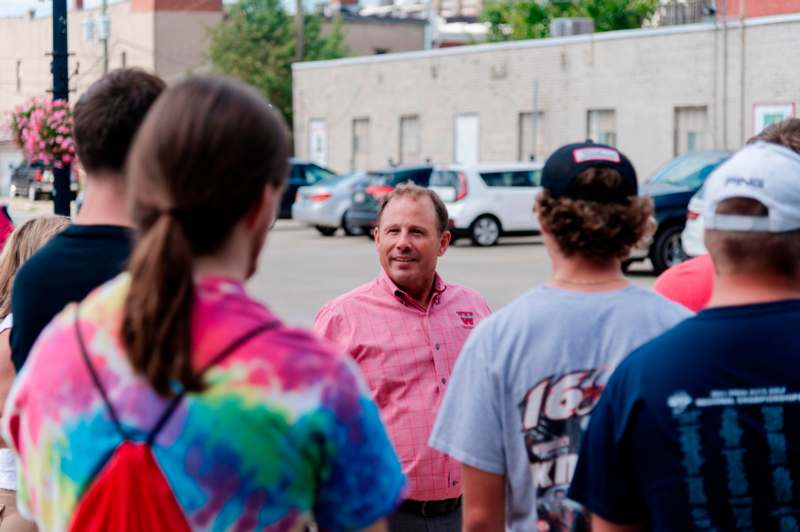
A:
[703,141,800,232]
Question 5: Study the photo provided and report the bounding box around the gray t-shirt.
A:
[429,284,691,531]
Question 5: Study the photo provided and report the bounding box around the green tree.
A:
[481,0,658,42]
[209,0,348,127]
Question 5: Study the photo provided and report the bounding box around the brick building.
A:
[293,13,800,177]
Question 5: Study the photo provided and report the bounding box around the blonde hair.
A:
[0,216,70,318]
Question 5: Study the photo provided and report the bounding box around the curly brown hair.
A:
[536,167,653,260]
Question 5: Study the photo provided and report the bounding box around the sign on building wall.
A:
[308,119,328,166]
[753,103,796,136]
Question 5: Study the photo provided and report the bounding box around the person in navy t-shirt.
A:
[569,137,800,531]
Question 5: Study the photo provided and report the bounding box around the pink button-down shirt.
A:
[313,270,491,501]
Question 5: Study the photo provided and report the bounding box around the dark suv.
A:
[345,165,433,236]
[627,150,731,273]
[280,160,338,219]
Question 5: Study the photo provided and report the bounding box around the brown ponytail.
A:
[122,76,289,396]
[122,214,200,395]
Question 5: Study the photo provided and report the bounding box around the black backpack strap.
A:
[75,305,129,440]
[145,320,279,445]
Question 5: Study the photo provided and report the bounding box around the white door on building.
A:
[308,119,328,167]
[455,114,479,166]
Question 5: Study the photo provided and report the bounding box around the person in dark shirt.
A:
[10,69,165,371]
[568,139,800,531]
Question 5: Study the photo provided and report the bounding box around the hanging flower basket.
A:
[8,98,76,170]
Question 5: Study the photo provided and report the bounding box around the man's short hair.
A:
[73,68,166,175]
[705,198,800,277]
[376,182,449,234]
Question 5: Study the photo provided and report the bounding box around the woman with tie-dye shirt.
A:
[2,77,405,532]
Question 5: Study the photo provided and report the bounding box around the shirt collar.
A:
[378,269,448,308]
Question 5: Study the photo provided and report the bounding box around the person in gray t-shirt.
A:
[429,142,692,531]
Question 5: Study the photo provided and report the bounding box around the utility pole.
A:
[295,0,304,62]
[51,0,71,216]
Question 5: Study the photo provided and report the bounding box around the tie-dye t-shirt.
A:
[2,273,405,532]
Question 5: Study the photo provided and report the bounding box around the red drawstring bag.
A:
[69,307,276,532]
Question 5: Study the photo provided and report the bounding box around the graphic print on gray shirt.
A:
[429,284,691,531]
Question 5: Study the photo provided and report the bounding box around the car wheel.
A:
[650,224,688,274]
[470,216,500,247]
[364,227,375,240]
[315,226,337,237]
[342,211,364,236]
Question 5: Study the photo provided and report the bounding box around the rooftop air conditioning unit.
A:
[549,17,595,37]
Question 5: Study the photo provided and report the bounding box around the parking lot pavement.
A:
[2,200,658,328]
[5,197,57,226]
[250,220,658,328]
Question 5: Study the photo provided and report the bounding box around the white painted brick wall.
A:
[294,16,800,178]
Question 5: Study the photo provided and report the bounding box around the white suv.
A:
[429,162,544,246]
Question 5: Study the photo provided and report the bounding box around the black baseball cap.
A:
[541,141,638,203]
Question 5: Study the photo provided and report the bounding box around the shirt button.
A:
[435,343,440,350]
[441,378,447,385]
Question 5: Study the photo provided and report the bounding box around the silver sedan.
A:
[292,172,368,236]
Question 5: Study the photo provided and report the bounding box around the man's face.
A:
[375,195,450,296]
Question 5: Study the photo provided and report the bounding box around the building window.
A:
[587,109,617,147]
[351,117,370,171]
[15,60,22,93]
[674,106,708,156]
[374,48,389,55]
[399,115,421,164]
[518,111,545,162]
[121,51,127,68]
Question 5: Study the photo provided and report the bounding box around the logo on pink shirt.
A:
[456,311,475,327]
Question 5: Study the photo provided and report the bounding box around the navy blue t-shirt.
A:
[10,224,131,371]
[569,300,800,531]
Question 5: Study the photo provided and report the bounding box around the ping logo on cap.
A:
[573,147,621,164]
[724,176,765,188]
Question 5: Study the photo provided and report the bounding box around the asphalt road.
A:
[7,199,658,328]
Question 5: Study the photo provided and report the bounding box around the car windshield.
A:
[647,152,729,189]
[314,173,351,187]
[305,164,338,185]
[430,170,459,187]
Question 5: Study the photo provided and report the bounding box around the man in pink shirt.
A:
[314,183,491,531]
